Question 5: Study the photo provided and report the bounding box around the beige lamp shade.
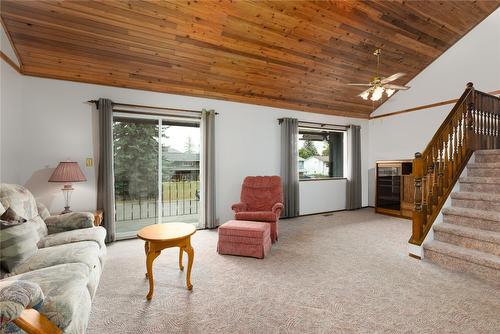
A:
[49,161,87,183]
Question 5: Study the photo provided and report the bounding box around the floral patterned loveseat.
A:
[0,183,107,333]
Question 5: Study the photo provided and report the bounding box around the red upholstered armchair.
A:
[231,176,284,242]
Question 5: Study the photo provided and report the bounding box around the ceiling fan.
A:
[347,49,410,101]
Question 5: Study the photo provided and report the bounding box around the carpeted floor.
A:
[88,208,500,333]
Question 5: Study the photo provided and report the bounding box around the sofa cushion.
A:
[0,184,48,240]
[235,211,278,222]
[7,241,102,295]
[8,241,100,274]
[3,263,92,334]
[0,222,39,272]
[36,202,51,220]
[38,227,106,251]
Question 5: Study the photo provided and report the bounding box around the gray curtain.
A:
[96,98,116,243]
[346,125,362,210]
[280,118,299,217]
[201,109,217,228]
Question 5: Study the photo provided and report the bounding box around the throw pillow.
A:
[0,208,27,225]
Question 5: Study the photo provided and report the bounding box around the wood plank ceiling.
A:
[1,1,498,118]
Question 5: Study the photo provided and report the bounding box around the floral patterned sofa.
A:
[0,183,107,333]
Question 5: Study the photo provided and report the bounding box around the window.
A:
[298,129,345,180]
[113,114,201,239]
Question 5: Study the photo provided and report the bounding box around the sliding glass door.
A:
[113,114,200,239]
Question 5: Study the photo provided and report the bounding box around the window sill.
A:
[299,177,347,182]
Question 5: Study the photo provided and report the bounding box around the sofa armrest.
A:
[272,203,284,216]
[44,212,94,234]
[231,202,247,213]
[0,280,44,324]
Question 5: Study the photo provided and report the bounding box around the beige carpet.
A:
[88,209,500,333]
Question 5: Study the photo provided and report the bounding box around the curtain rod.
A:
[87,100,218,115]
[277,118,349,130]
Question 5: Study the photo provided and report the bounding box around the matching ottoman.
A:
[217,220,272,259]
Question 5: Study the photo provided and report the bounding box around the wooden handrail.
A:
[410,82,500,245]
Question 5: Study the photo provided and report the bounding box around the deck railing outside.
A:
[115,180,200,222]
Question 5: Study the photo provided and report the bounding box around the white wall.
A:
[0,67,369,222]
[300,179,347,215]
[0,58,23,183]
[368,8,500,206]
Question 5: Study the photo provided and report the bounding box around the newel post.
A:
[411,152,424,244]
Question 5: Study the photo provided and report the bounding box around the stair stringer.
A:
[408,153,475,259]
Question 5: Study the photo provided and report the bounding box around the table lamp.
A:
[49,161,87,214]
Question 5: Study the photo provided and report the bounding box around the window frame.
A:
[298,127,347,181]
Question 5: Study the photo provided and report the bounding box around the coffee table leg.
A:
[146,248,160,300]
[179,247,184,271]
[185,240,194,290]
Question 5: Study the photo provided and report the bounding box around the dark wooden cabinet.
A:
[375,160,414,219]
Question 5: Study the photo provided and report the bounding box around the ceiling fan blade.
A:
[347,83,372,86]
[383,84,410,90]
[359,87,372,98]
[380,72,406,84]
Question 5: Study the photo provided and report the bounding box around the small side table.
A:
[94,210,103,226]
[137,223,196,299]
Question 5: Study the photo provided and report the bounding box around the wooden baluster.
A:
[450,125,454,183]
[425,157,432,214]
[458,112,463,162]
[443,131,450,189]
[431,146,438,207]
[422,156,428,223]
[437,139,444,197]
[487,111,492,148]
[452,117,458,171]
[467,93,476,151]
[411,152,425,243]
[463,108,467,152]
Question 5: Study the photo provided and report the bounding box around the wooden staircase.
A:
[409,83,500,283]
[424,149,500,285]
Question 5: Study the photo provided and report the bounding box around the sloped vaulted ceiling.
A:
[1,1,498,118]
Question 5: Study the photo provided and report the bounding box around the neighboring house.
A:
[163,147,200,181]
[303,156,329,176]
[298,157,306,177]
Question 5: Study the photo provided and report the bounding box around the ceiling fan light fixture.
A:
[370,86,384,101]
[385,88,395,97]
[360,91,370,100]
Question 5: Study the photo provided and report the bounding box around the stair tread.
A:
[434,223,500,244]
[424,240,500,270]
[442,207,500,222]
[459,176,500,184]
[451,191,500,202]
[467,162,500,169]
[475,149,500,155]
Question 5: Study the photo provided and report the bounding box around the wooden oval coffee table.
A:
[137,223,196,300]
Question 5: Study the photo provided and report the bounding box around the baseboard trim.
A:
[291,206,372,218]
